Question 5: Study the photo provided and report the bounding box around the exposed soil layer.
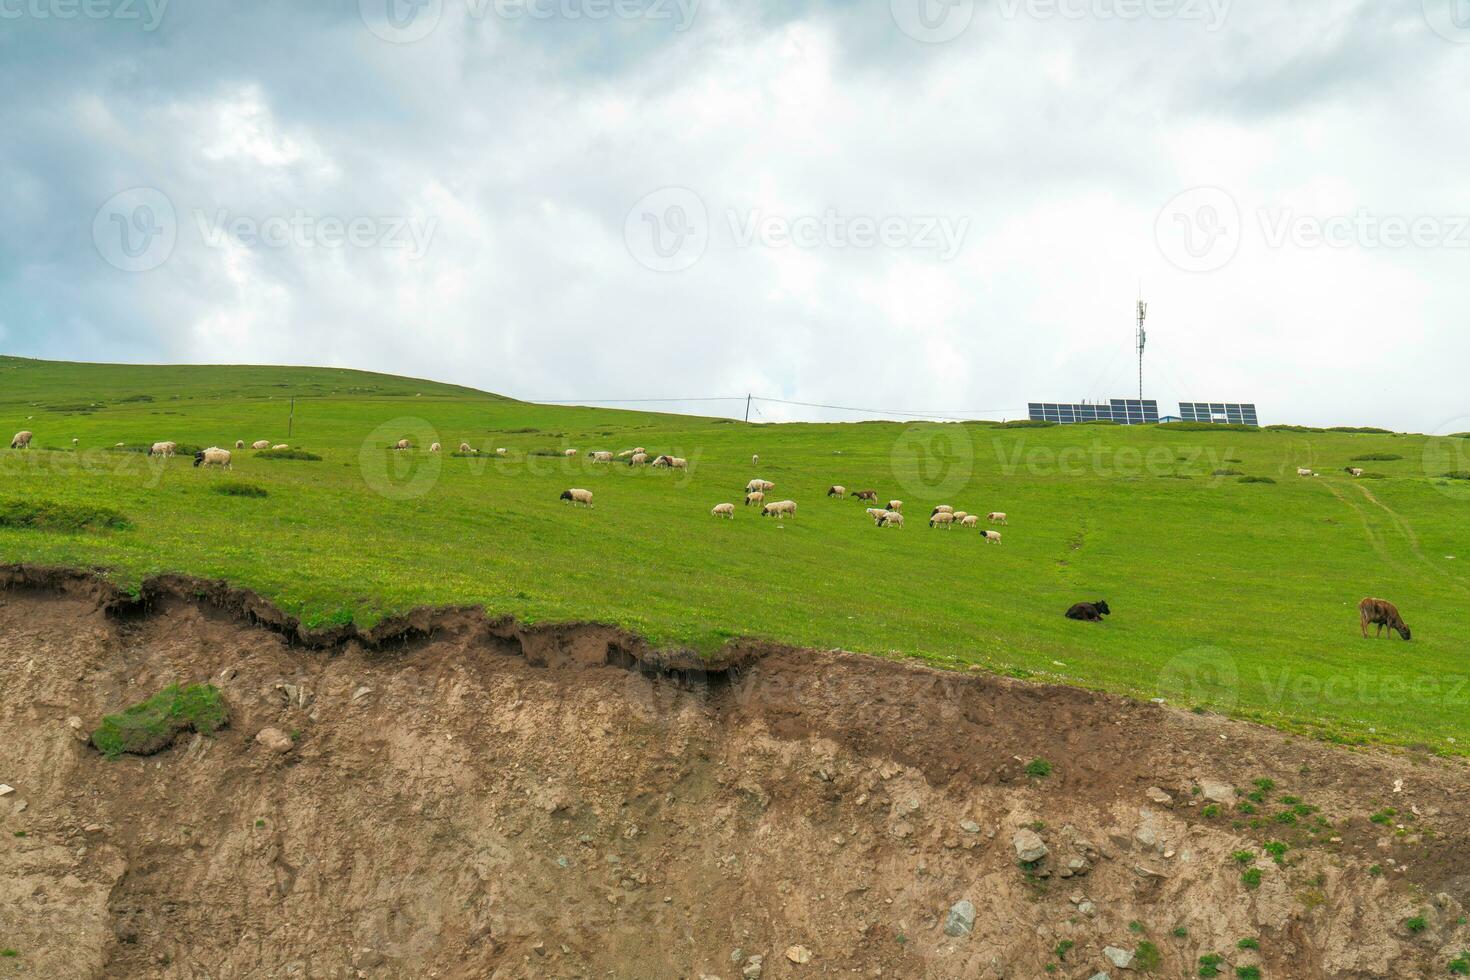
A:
[2,565,1469,979]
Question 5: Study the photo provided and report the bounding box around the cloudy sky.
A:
[2,0,1468,430]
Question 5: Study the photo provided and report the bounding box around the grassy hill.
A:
[2,355,1468,751]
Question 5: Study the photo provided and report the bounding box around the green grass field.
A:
[3,355,1469,750]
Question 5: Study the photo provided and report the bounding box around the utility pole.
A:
[288,397,295,439]
[744,394,752,423]
[1136,298,1148,401]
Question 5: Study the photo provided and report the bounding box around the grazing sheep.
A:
[747,479,775,493]
[633,447,646,455]
[564,449,578,457]
[460,443,475,454]
[1066,600,1110,622]
[252,440,271,450]
[887,500,903,512]
[866,507,887,522]
[853,490,879,502]
[1346,467,1365,477]
[752,454,759,467]
[193,447,232,469]
[878,511,905,529]
[988,512,1008,525]
[760,500,797,519]
[931,505,954,516]
[711,503,735,519]
[114,442,125,449]
[235,440,245,449]
[430,442,442,453]
[10,431,33,449]
[746,491,766,507]
[1360,597,1411,640]
[394,439,412,451]
[271,444,289,451]
[559,488,594,507]
[670,457,688,469]
[591,451,614,462]
[630,453,650,466]
[71,437,79,446]
[616,450,633,459]
[149,441,177,457]
[1297,468,1316,477]
[929,512,955,529]
[496,448,508,456]
[653,455,673,467]
[827,485,846,498]
[980,530,1002,544]
[960,515,980,528]
[952,511,969,523]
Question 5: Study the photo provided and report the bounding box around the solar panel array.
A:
[1028,399,1160,426]
[1179,402,1260,426]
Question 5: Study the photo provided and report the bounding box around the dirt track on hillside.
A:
[2,566,1469,979]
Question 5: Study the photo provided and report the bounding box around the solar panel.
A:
[1027,399,1159,425]
[1179,402,1260,426]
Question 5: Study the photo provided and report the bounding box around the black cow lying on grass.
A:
[1065,600,1111,622]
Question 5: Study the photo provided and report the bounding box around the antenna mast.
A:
[1135,296,1148,401]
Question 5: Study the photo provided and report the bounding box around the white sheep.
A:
[711,503,735,519]
[429,442,442,453]
[496,448,508,456]
[194,447,232,469]
[952,511,969,523]
[827,485,846,498]
[9,430,32,449]
[866,507,888,522]
[633,447,646,455]
[71,437,79,446]
[460,443,475,454]
[752,454,759,467]
[981,530,1002,544]
[149,441,177,457]
[560,488,593,507]
[879,511,905,528]
[271,444,290,451]
[235,440,245,449]
[1346,467,1365,478]
[931,505,954,516]
[887,500,903,512]
[394,439,412,451]
[929,511,955,529]
[760,500,797,519]
[960,515,980,528]
[746,491,766,507]
[747,479,776,493]
[564,449,578,457]
[252,440,272,450]
[988,512,1008,525]
[630,452,650,466]
[1297,468,1316,478]
[591,451,614,462]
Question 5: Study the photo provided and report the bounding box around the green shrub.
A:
[1237,938,1259,950]
[213,481,269,499]
[255,448,322,461]
[1232,850,1256,865]
[0,499,131,532]
[1238,475,1276,484]
[1330,426,1391,434]
[1133,941,1162,972]
[1236,968,1261,980]
[1213,469,1244,476]
[1351,453,1402,461]
[1024,758,1052,778]
[1442,472,1470,481]
[1448,952,1470,975]
[1405,915,1428,933]
[1241,868,1263,890]
[90,684,228,759]
[1199,953,1224,977]
[995,419,1056,428]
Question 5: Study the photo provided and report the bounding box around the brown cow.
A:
[1359,597,1411,640]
